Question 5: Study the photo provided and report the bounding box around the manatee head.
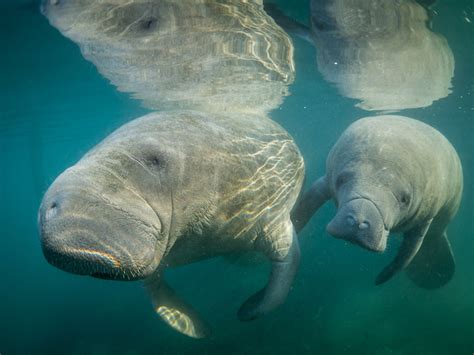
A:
[38,121,174,280]
[326,161,414,252]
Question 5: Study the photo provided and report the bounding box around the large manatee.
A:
[39,110,304,338]
[293,115,462,288]
[39,0,302,338]
[267,0,454,111]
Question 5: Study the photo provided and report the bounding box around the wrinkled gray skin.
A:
[292,115,462,288]
[39,110,304,338]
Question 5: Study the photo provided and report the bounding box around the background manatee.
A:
[267,0,455,111]
[41,0,294,115]
[293,115,463,288]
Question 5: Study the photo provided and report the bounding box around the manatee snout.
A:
[327,198,389,252]
[39,172,161,281]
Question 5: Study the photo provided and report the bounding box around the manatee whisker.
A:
[68,247,122,269]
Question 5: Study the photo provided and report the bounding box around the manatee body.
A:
[293,115,462,288]
[39,110,304,338]
[39,0,304,339]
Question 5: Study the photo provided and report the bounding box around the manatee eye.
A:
[335,174,348,189]
[147,157,161,168]
[50,0,61,5]
[400,192,411,206]
[140,17,158,32]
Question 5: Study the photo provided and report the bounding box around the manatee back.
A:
[42,0,294,115]
[210,112,305,241]
[119,111,305,265]
[329,115,459,167]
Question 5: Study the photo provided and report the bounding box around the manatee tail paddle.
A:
[406,231,455,289]
[145,274,211,339]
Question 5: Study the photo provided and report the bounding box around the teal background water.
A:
[1,1,473,354]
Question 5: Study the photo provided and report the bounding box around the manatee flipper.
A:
[145,273,211,339]
[375,219,433,285]
[238,222,300,321]
[405,231,455,289]
[292,176,331,233]
[264,3,314,45]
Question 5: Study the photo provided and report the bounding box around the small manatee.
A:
[293,115,462,288]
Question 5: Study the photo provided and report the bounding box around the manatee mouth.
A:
[69,248,122,268]
[341,229,389,253]
[329,226,389,253]
[327,197,390,252]
[41,238,155,281]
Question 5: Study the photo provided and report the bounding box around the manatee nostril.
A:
[347,215,356,227]
[358,221,370,230]
[45,202,58,221]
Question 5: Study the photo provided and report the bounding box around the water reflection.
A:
[41,0,294,115]
[311,0,454,111]
[269,0,455,111]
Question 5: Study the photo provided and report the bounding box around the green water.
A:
[1,0,473,354]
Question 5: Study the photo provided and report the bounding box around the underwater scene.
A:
[1,0,473,354]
